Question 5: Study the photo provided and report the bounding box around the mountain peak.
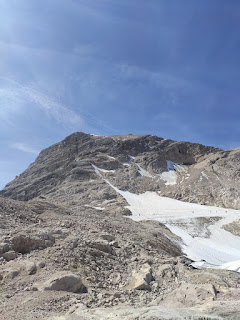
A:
[0,132,238,210]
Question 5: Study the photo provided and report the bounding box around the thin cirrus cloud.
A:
[0,77,84,127]
[11,142,40,155]
[0,77,116,133]
[117,64,190,90]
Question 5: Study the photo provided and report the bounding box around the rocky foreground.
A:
[0,133,240,319]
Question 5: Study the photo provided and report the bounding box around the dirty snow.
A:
[201,171,209,180]
[167,213,240,265]
[107,155,116,160]
[136,164,153,178]
[109,186,240,272]
[92,206,105,211]
[160,171,177,185]
[191,260,240,273]
[91,164,115,174]
[167,160,178,171]
[159,160,186,185]
[92,162,240,273]
[123,162,130,166]
[84,204,105,211]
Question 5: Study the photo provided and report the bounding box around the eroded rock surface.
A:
[1,133,239,210]
[0,133,240,320]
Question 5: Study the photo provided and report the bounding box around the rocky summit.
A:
[0,132,240,320]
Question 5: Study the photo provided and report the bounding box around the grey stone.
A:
[3,251,17,261]
[37,272,87,293]
[24,261,37,275]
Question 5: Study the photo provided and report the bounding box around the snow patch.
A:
[191,260,240,273]
[167,160,177,171]
[160,171,177,185]
[98,168,116,173]
[123,162,130,166]
[92,162,240,273]
[166,213,240,265]
[159,160,185,185]
[92,164,102,177]
[107,189,231,220]
[84,204,105,211]
[201,172,209,180]
[91,164,115,174]
[136,164,153,178]
[92,206,105,211]
[104,183,240,272]
[107,155,116,160]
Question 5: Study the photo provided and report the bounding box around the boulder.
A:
[128,264,153,291]
[38,261,46,268]
[3,250,17,261]
[0,242,11,255]
[12,233,55,254]
[37,272,87,293]
[154,263,176,279]
[24,261,37,275]
[0,263,21,279]
[90,240,114,254]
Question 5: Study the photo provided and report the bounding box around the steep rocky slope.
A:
[1,132,240,320]
[1,132,240,209]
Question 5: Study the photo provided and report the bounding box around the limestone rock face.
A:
[37,272,87,293]
[1,132,239,210]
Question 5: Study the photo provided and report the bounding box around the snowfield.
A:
[112,188,240,272]
[118,190,240,272]
[93,163,240,273]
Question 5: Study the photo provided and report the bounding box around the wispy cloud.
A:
[117,63,191,90]
[0,77,84,127]
[11,143,39,155]
[0,77,117,133]
[0,40,96,60]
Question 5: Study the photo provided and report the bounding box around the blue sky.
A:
[0,0,240,189]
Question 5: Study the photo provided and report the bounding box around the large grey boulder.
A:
[37,272,87,293]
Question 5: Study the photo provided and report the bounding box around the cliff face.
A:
[1,132,239,209]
